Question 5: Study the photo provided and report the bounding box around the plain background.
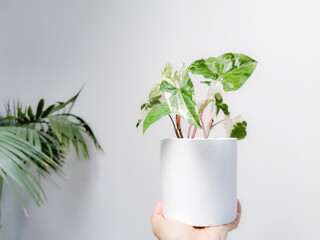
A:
[0,0,320,239]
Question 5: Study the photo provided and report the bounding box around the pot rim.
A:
[160,137,237,141]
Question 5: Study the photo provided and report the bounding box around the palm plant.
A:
[0,89,101,227]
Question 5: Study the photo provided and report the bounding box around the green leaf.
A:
[36,99,45,119]
[51,87,83,114]
[49,115,99,158]
[214,93,230,116]
[136,119,141,128]
[140,103,147,110]
[142,95,163,111]
[6,115,17,120]
[58,113,102,150]
[190,53,257,91]
[137,95,164,129]
[200,81,211,86]
[0,89,101,209]
[149,95,162,107]
[27,106,34,121]
[17,107,27,121]
[219,54,257,91]
[41,104,56,118]
[0,126,64,206]
[161,79,201,128]
[143,103,171,134]
[138,63,174,130]
[3,127,62,170]
[230,121,247,140]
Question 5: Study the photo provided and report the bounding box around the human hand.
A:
[151,200,241,240]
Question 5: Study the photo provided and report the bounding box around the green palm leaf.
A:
[0,127,62,206]
[0,88,101,217]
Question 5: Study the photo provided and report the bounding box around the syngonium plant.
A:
[137,53,257,139]
[0,89,102,225]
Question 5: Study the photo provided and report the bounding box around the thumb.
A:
[150,202,165,238]
[151,201,164,224]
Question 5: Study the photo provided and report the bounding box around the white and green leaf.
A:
[175,63,190,87]
[148,62,172,99]
[160,79,201,128]
[136,95,166,128]
[189,58,219,80]
[138,63,173,129]
[207,80,223,99]
[223,115,247,140]
[190,53,257,91]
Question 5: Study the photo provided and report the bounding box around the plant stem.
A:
[212,117,228,128]
[178,129,183,138]
[200,118,206,138]
[168,115,180,138]
[187,125,192,138]
[191,127,197,138]
[206,118,214,138]
[176,115,183,138]
[191,99,210,139]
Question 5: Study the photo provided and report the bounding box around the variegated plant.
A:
[137,53,257,139]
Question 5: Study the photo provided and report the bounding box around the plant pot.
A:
[160,138,237,227]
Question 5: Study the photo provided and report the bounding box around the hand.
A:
[151,200,241,240]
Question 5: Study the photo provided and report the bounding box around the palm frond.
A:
[49,115,91,158]
[50,86,83,115]
[58,113,102,150]
[0,88,101,209]
[0,127,64,206]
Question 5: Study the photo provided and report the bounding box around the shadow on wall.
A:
[1,183,27,240]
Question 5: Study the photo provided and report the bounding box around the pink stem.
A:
[200,115,207,138]
[191,99,209,138]
[191,126,197,138]
[212,117,228,127]
[187,125,192,138]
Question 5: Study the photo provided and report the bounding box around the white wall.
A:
[0,0,320,239]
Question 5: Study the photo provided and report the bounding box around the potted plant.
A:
[0,89,102,230]
[137,53,257,226]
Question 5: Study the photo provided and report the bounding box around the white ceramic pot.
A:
[160,138,237,227]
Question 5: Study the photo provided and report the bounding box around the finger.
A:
[225,200,242,231]
[234,200,242,226]
[150,202,165,239]
[237,200,242,220]
[152,201,163,216]
[150,201,164,224]
[233,200,242,229]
